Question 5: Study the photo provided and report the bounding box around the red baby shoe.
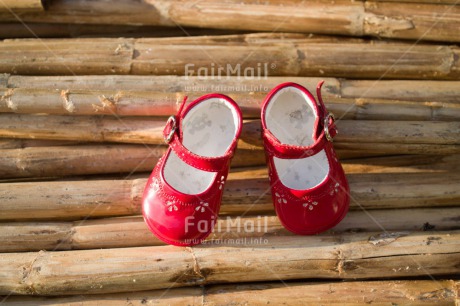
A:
[142,94,242,246]
[261,81,350,235]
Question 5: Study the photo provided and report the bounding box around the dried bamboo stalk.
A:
[0,138,79,149]
[0,287,200,305]
[0,23,245,39]
[362,2,460,42]
[340,79,460,103]
[205,281,460,306]
[0,231,458,295]
[335,121,460,145]
[1,280,458,305]
[4,74,341,92]
[0,34,459,79]
[363,0,459,3]
[0,145,162,178]
[0,1,459,42]
[170,0,460,43]
[1,115,458,151]
[0,171,458,220]
[335,142,460,155]
[0,0,44,12]
[6,75,460,104]
[1,87,459,121]
[0,0,172,26]
[1,142,458,178]
[341,154,460,173]
[0,207,458,252]
[0,145,265,178]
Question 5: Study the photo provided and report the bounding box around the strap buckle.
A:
[164,115,177,144]
[324,112,336,142]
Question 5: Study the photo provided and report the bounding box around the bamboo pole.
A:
[0,143,406,162]
[335,121,460,145]
[340,79,460,103]
[0,34,459,79]
[0,145,164,178]
[6,75,460,104]
[341,154,460,174]
[0,231,458,295]
[0,115,458,151]
[362,1,460,42]
[0,0,45,12]
[0,0,173,26]
[0,171,458,220]
[0,1,459,42]
[0,138,79,149]
[1,87,459,121]
[362,0,460,3]
[169,1,460,43]
[0,142,458,179]
[0,287,200,305]
[1,280,458,305]
[4,74,342,93]
[205,281,460,306]
[0,207,459,252]
[335,142,460,155]
[0,145,266,178]
[0,23,245,39]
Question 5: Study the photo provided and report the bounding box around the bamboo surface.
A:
[0,1,459,303]
[4,75,459,103]
[0,231,458,295]
[0,23,245,39]
[1,34,459,79]
[0,138,79,150]
[0,1,459,42]
[1,169,458,220]
[0,0,44,12]
[2,280,458,305]
[1,87,459,121]
[0,145,266,178]
[0,143,458,179]
[0,115,458,153]
[1,207,459,252]
[3,75,459,102]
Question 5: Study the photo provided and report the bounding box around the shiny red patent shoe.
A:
[142,94,242,246]
[261,81,350,235]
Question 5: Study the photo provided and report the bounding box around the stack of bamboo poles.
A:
[1,0,460,304]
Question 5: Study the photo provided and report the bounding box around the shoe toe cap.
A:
[142,194,217,246]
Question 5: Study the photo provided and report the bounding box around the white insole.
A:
[164,98,239,194]
[265,87,329,190]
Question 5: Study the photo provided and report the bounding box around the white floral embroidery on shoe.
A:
[330,182,340,196]
[166,201,178,212]
[217,175,225,190]
[149,179,160,193]
[195,201,209,213]
[303,199,318,211]
[275,192,288,204]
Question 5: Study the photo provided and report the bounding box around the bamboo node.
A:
[368,232,409,246]
[1,88,17,111]
[355,98,368,107]
[60,90,75,113]
[185,247,206,282]
[336,250,345,276]
[21,250,47,294]
[364,14,414,36]
[93,94,118,113]
[114,43,131,55]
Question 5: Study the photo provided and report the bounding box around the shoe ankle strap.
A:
[262,128,329,159]
[168,136,234,172]
[262,81,337,159]
[162,96,235,172]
